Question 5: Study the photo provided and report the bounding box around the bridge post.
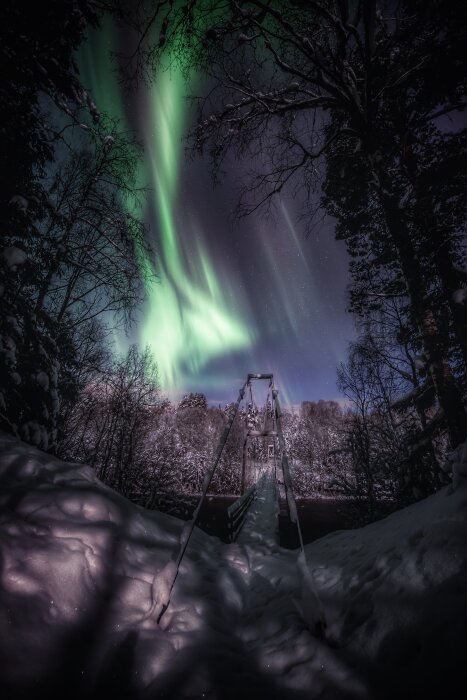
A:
[241,434,248,494]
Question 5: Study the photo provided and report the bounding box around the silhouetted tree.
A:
[337,330,444,517]
[0,1,154,450]
[61,345,160,495]
[132,0,467,446]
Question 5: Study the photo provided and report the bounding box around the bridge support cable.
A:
[241,434,248,495]
[271,383,278,484]
[240,373,262,494]
[273,388,325,631]
[155,379,248,625]
[154,372,323,630]
[272,388,305,554]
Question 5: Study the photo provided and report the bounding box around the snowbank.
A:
[0,433,339,700]
[1,431,466,699]
[0,432,182,697]
[301,462,467,698]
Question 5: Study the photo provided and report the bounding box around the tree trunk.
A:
[404,151,467,372]
[428,235,467,372]
[373,166,467,447]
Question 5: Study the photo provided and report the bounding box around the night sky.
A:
[79,20,355,406]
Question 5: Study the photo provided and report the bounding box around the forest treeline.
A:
[58,353,447,523]
[1,0,466,517]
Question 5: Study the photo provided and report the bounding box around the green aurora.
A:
[78,20,254,396]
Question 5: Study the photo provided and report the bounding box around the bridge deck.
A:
[236,469,279,547]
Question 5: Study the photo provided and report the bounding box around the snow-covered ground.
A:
[1,431,466,699]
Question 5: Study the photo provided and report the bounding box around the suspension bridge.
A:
[155,373,307,624]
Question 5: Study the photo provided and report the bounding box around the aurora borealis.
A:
[140,64,253,391]
[78,20,354,406]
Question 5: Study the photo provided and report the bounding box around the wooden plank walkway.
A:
[236,469,279,548]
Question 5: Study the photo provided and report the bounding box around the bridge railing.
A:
[227,484,256,542]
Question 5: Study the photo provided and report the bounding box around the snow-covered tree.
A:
[178,392,208,411]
